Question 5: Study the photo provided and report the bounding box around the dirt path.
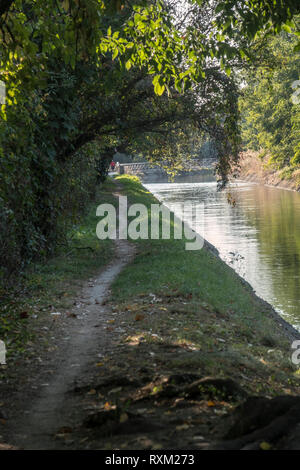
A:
[6,235,135,449]
[4,180,300,451]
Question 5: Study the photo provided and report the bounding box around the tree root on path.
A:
[152,376,248,402]
[213,395,300,450]
[83,409,164,436]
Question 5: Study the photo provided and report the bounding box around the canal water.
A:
[144,175,300,330]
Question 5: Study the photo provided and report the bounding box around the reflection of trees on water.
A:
[231,184,300,320]
[149,179,300,324]
[146,179,300,323]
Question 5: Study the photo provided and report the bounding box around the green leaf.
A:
[215,3,225,14]
[293,43,300,53]
[112,48,119,60]
[282,24,292,33]
[154,81,165,96]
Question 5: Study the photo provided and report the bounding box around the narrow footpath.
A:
[4,189,136,449]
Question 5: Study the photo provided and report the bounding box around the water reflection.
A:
[144,175,300,329]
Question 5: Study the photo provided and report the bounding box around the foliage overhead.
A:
[0,0,299,280]
[240,31,300,170]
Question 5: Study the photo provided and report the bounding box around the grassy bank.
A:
[47,173,300,450]
[108,175,300,396]
[0,180,115,360]
[3,174,300,450]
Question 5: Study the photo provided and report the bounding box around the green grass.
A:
[111,175,288,348]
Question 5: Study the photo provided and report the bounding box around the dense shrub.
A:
[0,84,110,285]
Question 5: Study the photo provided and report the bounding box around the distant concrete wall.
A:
[117,162,166,177]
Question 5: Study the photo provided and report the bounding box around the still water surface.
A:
[144,175,300,330]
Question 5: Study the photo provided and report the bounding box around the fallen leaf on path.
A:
[175,424,189,431]
[66,312,77,318]
[260,441,271,450]
[152,444,163,450]
[120,413,128,423]
[0,443,17,450]
[135,314,145,321]
[108,387,122,395]
[57,426,73,434]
